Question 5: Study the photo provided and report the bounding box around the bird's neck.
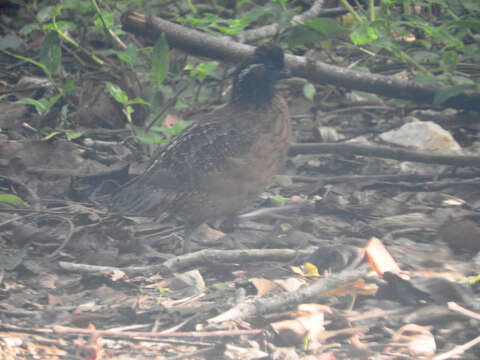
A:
[231,84,275,106]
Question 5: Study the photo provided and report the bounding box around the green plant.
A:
[105,81,149,122]
[177,1,296,36]
[41,129,86,141]
[15,94,62,117]
[127,120,192,146]
[344,0,480,75]
[271,195,288,205]
[0,194,28,207]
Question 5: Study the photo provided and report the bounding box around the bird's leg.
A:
[182,222,200,253]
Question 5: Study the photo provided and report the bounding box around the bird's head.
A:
[232,45,288,105]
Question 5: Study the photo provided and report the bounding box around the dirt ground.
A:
[1,78,480,358]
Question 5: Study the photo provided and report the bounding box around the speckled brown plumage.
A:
[112,45,291,250]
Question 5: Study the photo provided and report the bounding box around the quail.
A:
[112,45,291,251]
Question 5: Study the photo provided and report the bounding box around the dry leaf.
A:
[365,237,401,275]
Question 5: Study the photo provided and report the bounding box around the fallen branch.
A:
[59,248,316,275]
[121,12,480,112]
[288,142,480,167]
[209,267,368,323]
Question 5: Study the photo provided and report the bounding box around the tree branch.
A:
[121,12,480,112]
[288,142,480,167]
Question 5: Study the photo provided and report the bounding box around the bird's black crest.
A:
[232,45,287,105]
[252,45,285,71]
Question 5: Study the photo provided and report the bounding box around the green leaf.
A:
[117,43,138,65]
[48,93,62,108]
[412,74,442,86]
[350,22,379,45]
[433,84,475,106]
[151,34,169,84]
[37,5,55,23]
[287,26,322,48]
[62,0,94,13]
[423,24,443,39]
[411,50,440,64]
[0,34,24,50]
[275,8,296,32]
[465,274,480,285]
[133,120,192,145]
[105,82,128,105]
[276,0,287,11]
[169,120,192,135]
[450,76,475,86]
[271,195,287,205]
[17,94,61,117]
[65,130,85,141]
[304,18,346,38]
[15,98,48,114]
[135,129,168,145]
[47,20,76,33]
[462,0,480,11]
[186,0,197,13]
[52,4,63,18]
[303,83,316,102]
[19,24,40,36]
[0,193,28,207]
[442,50,458,71]
[42,130,62,141]
[60,103,69,122]
[40,32,62,76]
[186,61,218,82]
[64,79,75,94]
[213,282,230,291]
[351,91,382,102]
[149,88,165,110]
[94,12,114,31]
[4,50,51,77]
[210,17,252,35]
[128,98,150,106]
[124,105,134,117]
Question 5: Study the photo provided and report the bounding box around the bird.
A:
[111,45,291,252]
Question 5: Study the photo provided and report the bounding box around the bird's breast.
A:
[155,95,291,223]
